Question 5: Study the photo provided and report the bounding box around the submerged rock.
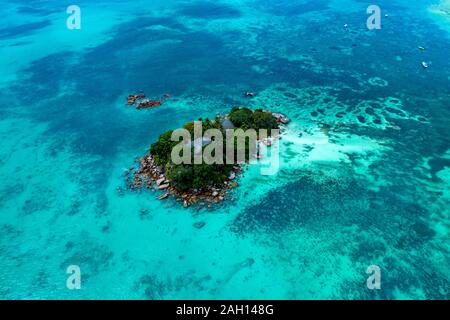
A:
[193,222,206,229]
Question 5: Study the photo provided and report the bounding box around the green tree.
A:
[149,108,280,191]
[150,130,178,166]
[228,107,253,129]
[252,110,278,131]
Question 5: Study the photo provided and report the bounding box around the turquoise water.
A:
[0,0,449,299]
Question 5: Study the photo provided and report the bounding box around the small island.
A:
[128,107,289,207]
[127,92,171,109]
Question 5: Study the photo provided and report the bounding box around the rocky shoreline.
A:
[128,154,241,208]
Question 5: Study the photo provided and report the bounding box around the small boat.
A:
[244,91,256,97]
[422,61,429,69]
[418,46,426,52]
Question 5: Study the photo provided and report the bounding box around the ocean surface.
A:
[0,0,449,299]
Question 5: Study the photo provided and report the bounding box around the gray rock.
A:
[158,193,169,200]
[157,183,169,190]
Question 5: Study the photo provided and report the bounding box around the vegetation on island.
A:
[228,107,279,131]
[149,107,280,191]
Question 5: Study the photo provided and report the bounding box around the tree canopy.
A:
[149,108,279,191]
[228,107,278,131]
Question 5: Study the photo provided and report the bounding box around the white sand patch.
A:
[428,0,450,34]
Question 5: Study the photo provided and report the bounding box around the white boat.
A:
[422,61,429,69]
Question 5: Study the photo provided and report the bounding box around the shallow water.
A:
[0,0,449,299]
